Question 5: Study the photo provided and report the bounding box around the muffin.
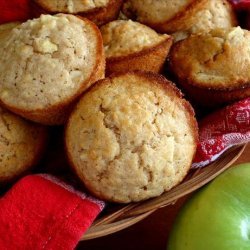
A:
[65,71,198,203]
[100,20,173,75]
[0,107,47,184]
[0,22,21,42]
[0,14,105,125]
[170,27,250,108]
[122,0,237,41]
[31,0,123,26]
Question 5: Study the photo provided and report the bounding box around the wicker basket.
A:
[82,144,246,240]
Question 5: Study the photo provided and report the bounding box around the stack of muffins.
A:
[0,0,247,203]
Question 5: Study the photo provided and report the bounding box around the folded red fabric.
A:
[0,175,105,250]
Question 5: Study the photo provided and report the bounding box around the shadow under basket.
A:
[82,144,247,240]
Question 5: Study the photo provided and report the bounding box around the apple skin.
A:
[168,163,250,250]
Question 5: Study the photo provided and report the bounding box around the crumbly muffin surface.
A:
[0,22,20,46]
[101,20,169,57]
[0,107,46,181]
[171,27,250,89]
[0,14,98,110]
[123,0,194,24]
[0,22,20,38]
[66,72,197,203]
[35,0,109,13]
[172,0,237,41]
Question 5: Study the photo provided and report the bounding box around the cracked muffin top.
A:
[65,71,198,203]
[0,14,103,112]
[170,27,250,89]
[100,20,170,58]
[34,0,110,13]
[0,107,47,183]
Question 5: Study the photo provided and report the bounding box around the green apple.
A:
[168,163,250,250]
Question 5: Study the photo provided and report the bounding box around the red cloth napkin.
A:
[0,174,105,249]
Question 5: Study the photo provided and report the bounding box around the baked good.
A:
[122,0,237,41]
[100,20,173,75]
[0,14,105,125]
[0,107,47,183]
[31,0,123,26]
[169,27,250,107]
[0,22,20,42]
[65,71,198,203]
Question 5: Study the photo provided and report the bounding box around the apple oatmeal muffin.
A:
[170,27,250,107]
[101,20,173,75]
[65,71,198,203]
[0,14,105,125]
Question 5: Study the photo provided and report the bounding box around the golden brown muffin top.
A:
[170,27,250,89]
[123,0,194,24]
[35,0,110,13]
[66,72,198,203]
[0,14,101,110]
[101,20,169,57]
[171,0,237,41]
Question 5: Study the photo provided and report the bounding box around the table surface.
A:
[77,144,250,250]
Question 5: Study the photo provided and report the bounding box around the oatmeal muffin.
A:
[101,20,173,75]
[0,22,20,42]
[31,0,123,26]
[170,27,250,107]
[65,71,198,203]
[0,14,105,125]
[122,0,237,41]
[0,107,47,183]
